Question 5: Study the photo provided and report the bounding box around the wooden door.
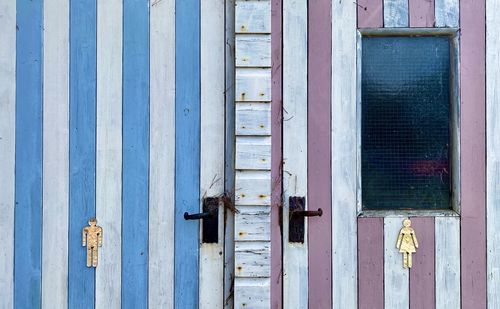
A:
[0,0,234,308]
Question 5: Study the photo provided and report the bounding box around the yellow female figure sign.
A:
[396,219,419,268]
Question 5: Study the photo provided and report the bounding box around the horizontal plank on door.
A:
[234,278,271,309]
[236,34,271,67]
[236,68,272,102]
[236,103,271,136]
[235,136,271,170]
[235,241,271,277]
[235,170,271,205]
[235,0,271,34]
[235,206,271,241]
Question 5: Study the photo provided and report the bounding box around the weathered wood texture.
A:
[384,0,409,27]
[409,0,434,27]
[384,217,409,309]
[200,0,225,307]
[68,1,97,307]
[175,0,201,307]
[235,1,272,307]
[96,1,122,308]
[14,1,44,307]
[0,1,15,307]
[270,0,283,307]
[358,0,383,28]
[435,217,460,309]
[331,0,358,307]
[149,0,175,308]
[435,0,459,27]
[224,1,236,307]
[358,218,384,309]
[283,0,308,307]
[42,1,69,308]
[409,217,435,309]
[487,0,500,306]
[460,0,487,306]
[308,0,332,307]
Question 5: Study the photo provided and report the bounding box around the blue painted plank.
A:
[14,1,43,308]
[174,0,200,307]
[122,0,150,308]
[68,1,97,308]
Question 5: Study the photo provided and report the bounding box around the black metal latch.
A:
[184,197,219,243]
[289,196,322,243]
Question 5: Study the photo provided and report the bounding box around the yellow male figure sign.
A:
[396,219,419,268]
[82,218,103,268]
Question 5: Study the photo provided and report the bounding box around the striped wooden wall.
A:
[0,1,234,308]
[271,0,495,308]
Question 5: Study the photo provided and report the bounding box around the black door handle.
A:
[183,197,219,243]
[290,208,323,218]
[289,196,321,243]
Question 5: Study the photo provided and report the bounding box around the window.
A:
[360,31,459,211]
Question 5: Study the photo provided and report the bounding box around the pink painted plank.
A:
[271,0,283,308]
[307,0,332,307]
[409,0,435,27]
[358,217,384,309]
[357,0,383,28]
[409,217,435,309]
[460,0,487,307]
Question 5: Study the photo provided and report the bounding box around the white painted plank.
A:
[435,217,460,309]
[236,68,272,102]
[224,0,236,307]
[236,103,271,136]
[235,136,271,170]
[235,206,271,241]
[487,2,500,307]
[283,0,308,308]
[0,1,16,307]
[236,34,271,67]
[384,217,409,309]
[235,242,271,277]
[235,0,271,34]
[235,171,271,206]
[42,1,69,308]
[384,0,409,27]
[331,0,358,307]
[200,0,225,308]
[149,0,175,308]
[95,1,122,308]
[435,0,459,27]
[234,278,271,309]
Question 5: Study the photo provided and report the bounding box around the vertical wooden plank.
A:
[487,0,500,305]
[175,0,200,307]
[435,217,460,309]
[122,0,149,307]
[0,0,16,307]
[271,0,283,307]
[384,0,409,27]
[200,0,225,308]
[96,0,122,308]
[308,0,332,307]
[358,218,384,309]
[283,0,308,307]
[332,0,358,307]
[14,0,43,307]
[149,0,175,308]
[358,0,384,28]
[409,217,435,309]
[384,217,409,309]
[409,0,435,27]
[460,0,487,306]
[42,0,69,308]
[435,0,459,27]
[69,0,97,307]
[224,0,236,307]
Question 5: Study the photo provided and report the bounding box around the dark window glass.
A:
[361,36,451,210]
